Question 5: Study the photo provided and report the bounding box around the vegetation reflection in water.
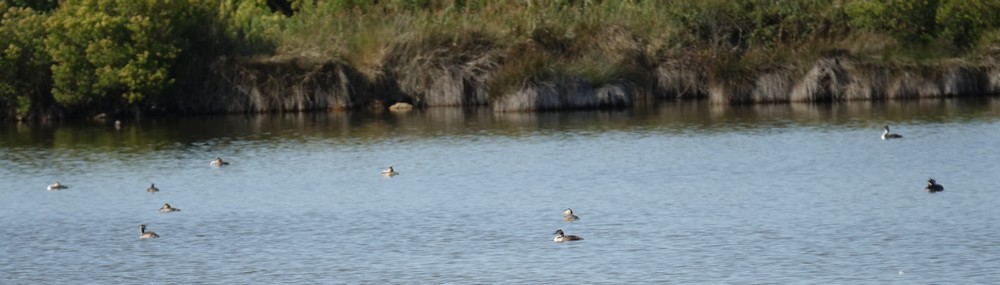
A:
[2,98,998,177]
[2,98,999,151]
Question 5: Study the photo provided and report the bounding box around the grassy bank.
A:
[3,0,1000,120]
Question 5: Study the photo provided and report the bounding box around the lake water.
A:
[2,99,1000,284]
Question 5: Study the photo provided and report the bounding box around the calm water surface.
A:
[2,100,1000,284]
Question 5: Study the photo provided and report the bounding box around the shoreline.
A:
[8,54,1000,122]
[6,2,1000,121]
[155,55,1000,115]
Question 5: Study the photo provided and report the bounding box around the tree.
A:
[44,0,185,111]
[0,4,51,116]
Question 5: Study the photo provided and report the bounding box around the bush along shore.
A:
[3,0,1000,121]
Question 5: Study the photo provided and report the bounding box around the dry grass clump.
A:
[381,31,502,106]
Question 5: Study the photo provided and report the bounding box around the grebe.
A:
[562,208,580,221]
[210,157,230,166]
[881,126,902,140]
[147,183,159,192]
[159,203,181,212]
[381,166,399,177]
[47,181,68,190]
[925,178,944,193]
[553,229,584,243]
[139,224,160,239]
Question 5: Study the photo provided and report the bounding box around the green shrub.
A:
[936,0,1000,48]
[845,0,980,46]
[41,0,275,111]
[45,0,182,107]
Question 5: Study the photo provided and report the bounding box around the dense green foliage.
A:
[0,4,50,115]
[2,0,1000,119]
[1,0,277,118]
[845,0,1000,48]
[45,0,178,106]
